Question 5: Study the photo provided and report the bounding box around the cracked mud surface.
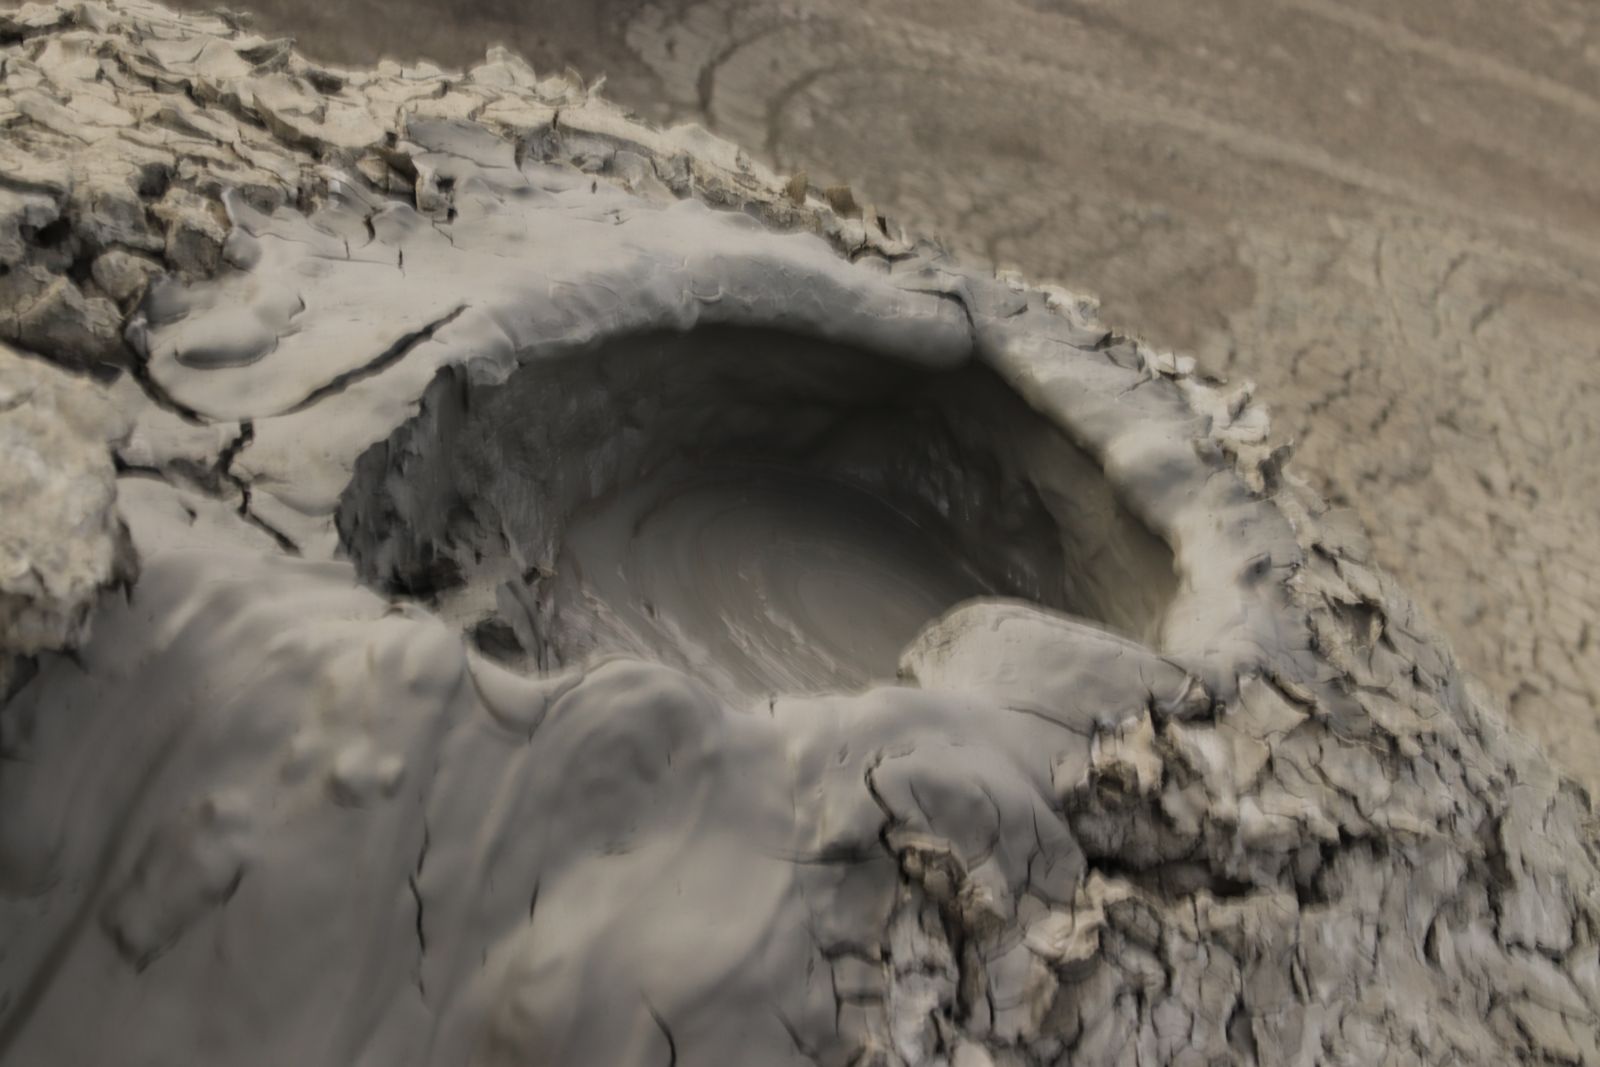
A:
[1,3,1599,1066]
[161,0,1600,789]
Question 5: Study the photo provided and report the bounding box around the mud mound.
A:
[1,4,1596,1065]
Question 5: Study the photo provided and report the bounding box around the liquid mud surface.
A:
[546,464,997,700]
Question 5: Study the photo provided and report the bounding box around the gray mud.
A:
[335,326,1178,697]
[545,463,999,698]
[2,5,1599,1066]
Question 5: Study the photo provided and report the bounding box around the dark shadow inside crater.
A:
[337,326,1178,699]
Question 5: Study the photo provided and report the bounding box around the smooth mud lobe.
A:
[337,326,1181,696]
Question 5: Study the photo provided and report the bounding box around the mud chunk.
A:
[0,342,134,658]
[91,248,164,306]
[12,274,125,368]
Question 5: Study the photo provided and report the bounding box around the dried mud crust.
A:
[0,3,1597,1066]
[0,341,136,686]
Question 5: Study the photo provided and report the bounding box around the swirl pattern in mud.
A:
[547,464,999,699]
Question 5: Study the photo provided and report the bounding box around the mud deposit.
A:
[2,4,1599,1066]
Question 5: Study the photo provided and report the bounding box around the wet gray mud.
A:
[337,327,1176,700]
[3,4,1599,1066]
[548,463,997,698]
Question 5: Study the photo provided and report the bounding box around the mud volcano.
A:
[2,4,1598,1066]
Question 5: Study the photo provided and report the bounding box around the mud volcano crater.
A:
[337,325,1178,698]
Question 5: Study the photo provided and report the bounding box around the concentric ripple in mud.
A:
[548,464,996,699]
